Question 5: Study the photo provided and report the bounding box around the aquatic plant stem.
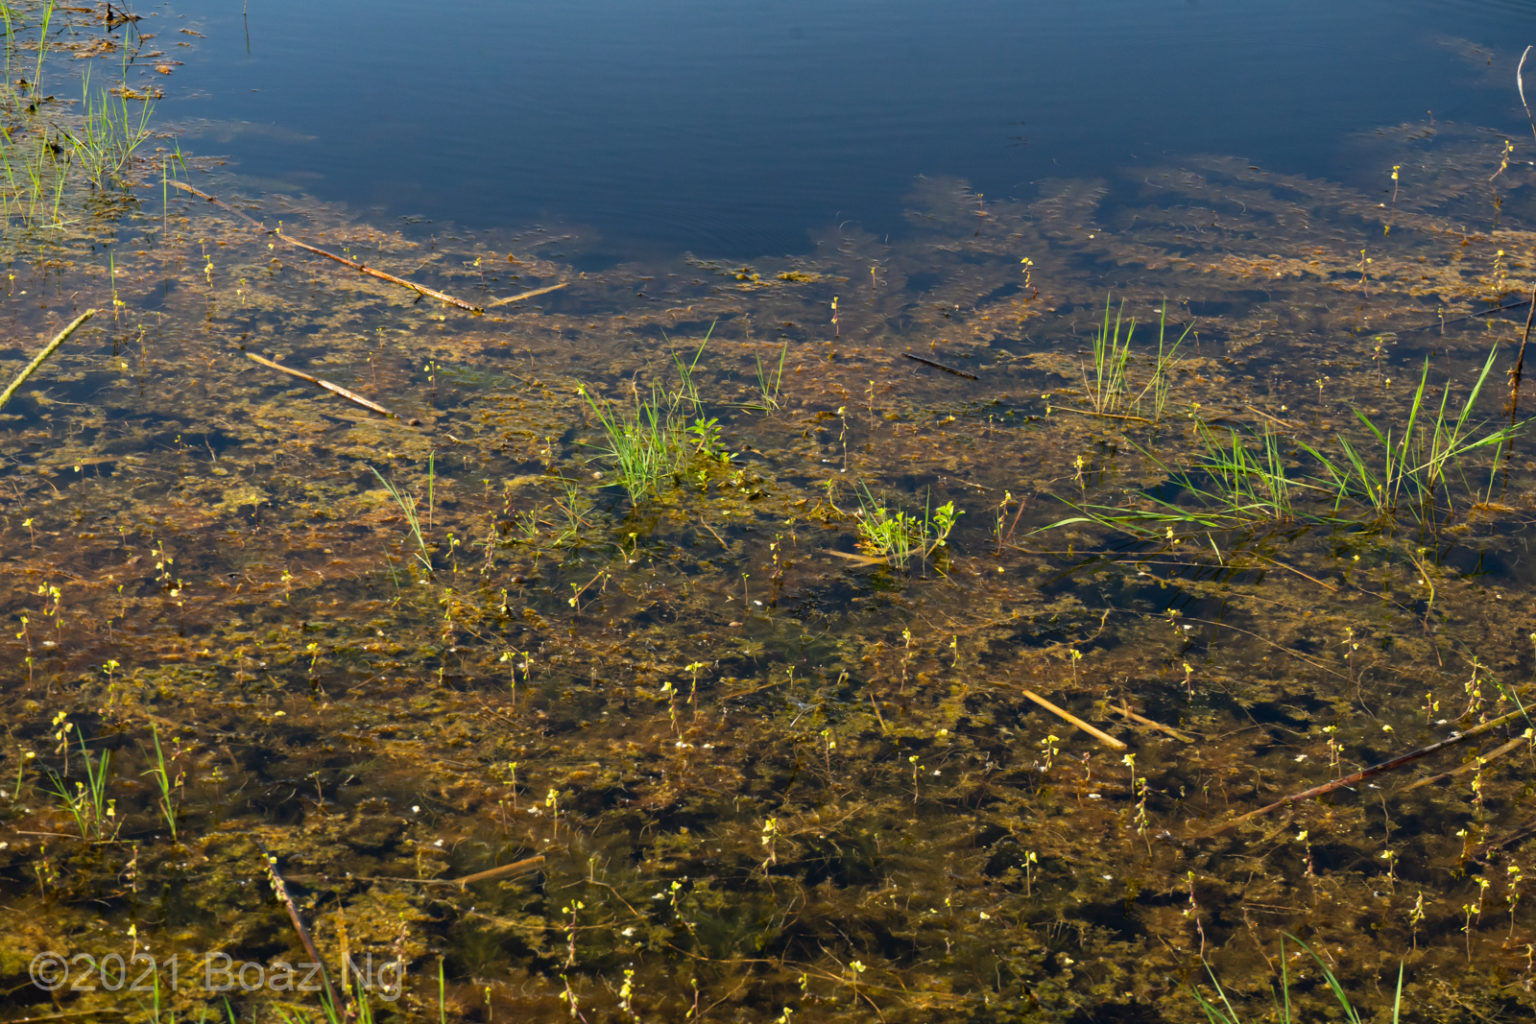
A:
[0,309,96,412]
[1518,45,1536,151]
[903,351,978,379]
[169,179,484,313]
[486,281,569,308]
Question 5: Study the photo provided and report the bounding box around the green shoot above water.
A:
[1044,343,1520,540]
[853,482,961,572]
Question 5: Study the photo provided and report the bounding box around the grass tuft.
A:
[853,482,961,572]
[1191,932,1402,1024]
[579,324,730,503]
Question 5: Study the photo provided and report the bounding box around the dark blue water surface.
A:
[162,0,1536,260]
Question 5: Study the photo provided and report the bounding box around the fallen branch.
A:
[244,351,417,424]
[1205,708,1528,835]
[1021,688,1127,751]
[169,179,482,313]
[0,309,97,412]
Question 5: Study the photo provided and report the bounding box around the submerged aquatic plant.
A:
[749,341,788,413]
[0,0,160,234]
[1310,345,1513,525]
[44,732,115,841]
[142,723,178,840]
[0,0,67,227]
[1085,296,1135,416]
[369,460,434,575]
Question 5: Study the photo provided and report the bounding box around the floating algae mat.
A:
[9,4,1536,1023]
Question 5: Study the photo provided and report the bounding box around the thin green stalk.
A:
[1133,301,1194,421]
[45,732,113,840]
[1190,932,1403,1024]
[144,723,177,839]
[752,342,788,412]
[1086,295,1135,415]
[369,464,433,574]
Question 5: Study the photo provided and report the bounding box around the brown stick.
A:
[1510,283,1536,421]
[452,854,546,889]
[487,281,569,308]
[169,179,482,313]
[260,842,348,1017]
[1505,46,1536,423]
[244,351,414,423]
[1204,708,1528,835]
[903,351,979,379]
[1401,733,1528,791]
[1021,688,1127,751]
[1114,701,1195,743]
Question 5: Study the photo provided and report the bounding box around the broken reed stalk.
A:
[284,854,546,890]
[169,179,483,313]
[1507,46,1536,420]
[1206,707,1527,835]
[244,350,416,424]
[1402,733,1527,791]
[0,309,97,412]
[486,281,569,308]
[1021,687,1127,751]
[1115,701,1194,743]
[902,351,979,379]
[452,854,546,889]
[1510,286,1536,421]
[259,842,348,1018]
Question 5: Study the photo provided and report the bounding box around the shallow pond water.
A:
[6,2,1536,1022]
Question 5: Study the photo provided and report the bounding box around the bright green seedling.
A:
[750,342,788,413]
[853,482,961,571]
[45,732,116,841]
[1081,295,1193,420]
[1043,342,1521,543]
[1085,295,1136,416]
[142,723,179,839]
[61,66,155,190]
[1311,344,1516,526]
